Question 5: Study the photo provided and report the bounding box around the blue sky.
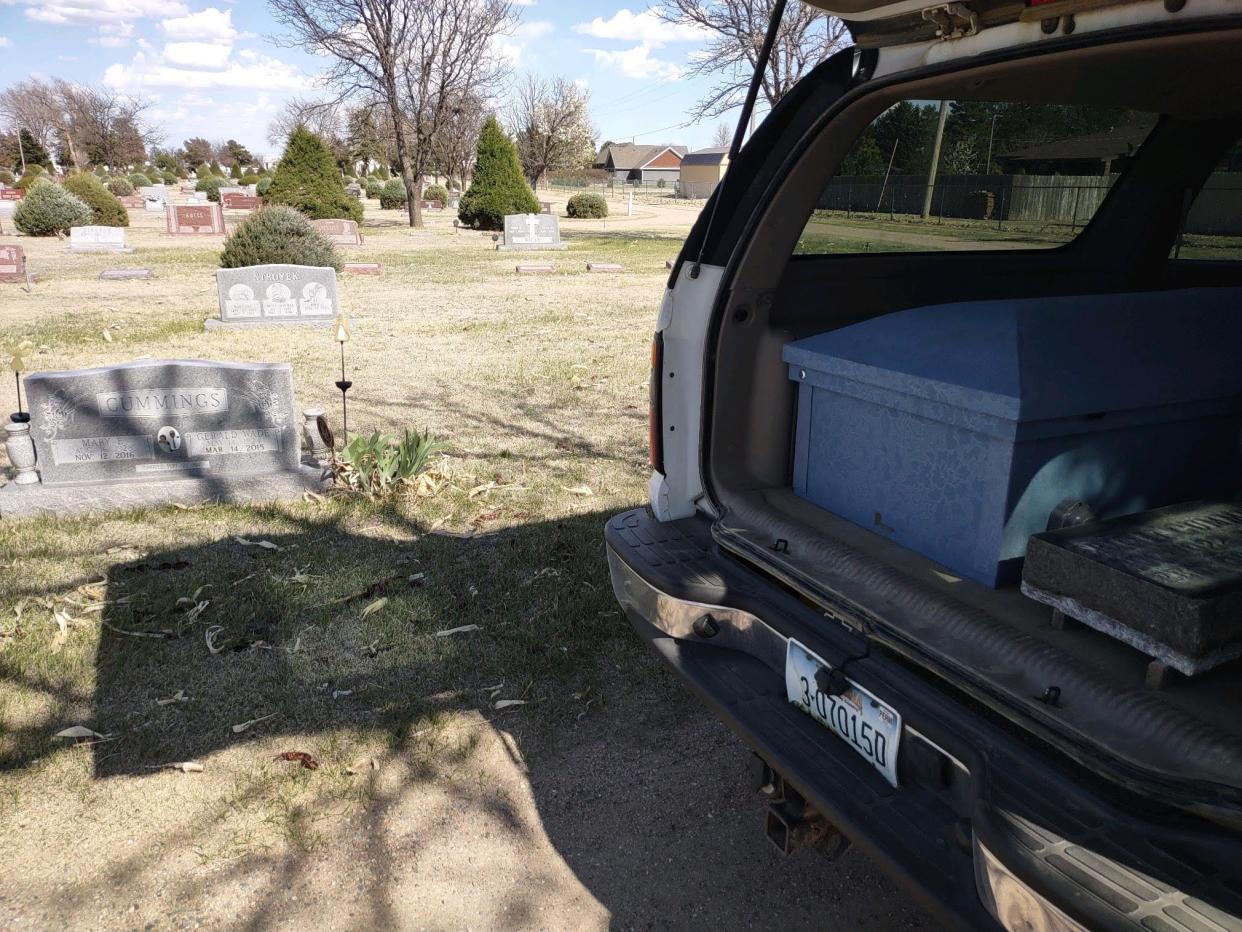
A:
[0,1,741,160]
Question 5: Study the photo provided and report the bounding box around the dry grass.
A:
[0,193,693,925]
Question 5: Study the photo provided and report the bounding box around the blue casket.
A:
[783,288,1242,587]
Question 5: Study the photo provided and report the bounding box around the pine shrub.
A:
[196,176,225,202]
[378,178,407,210]
[458,117,539,231]
[63,173,129,227]
[161,171,177,185]
[106,177,134,197]
[128,172,152,188]
[265,127,363,223]
[197,162,213,178]
[0,170,13,185]
[256,176,273,197]
[13,180,92,236]
[219,205,342,271]
[377,164,391,181]
[364,178,383,199]
[15,166,44,192]
[566,192,608,219]
[424,183,449,205]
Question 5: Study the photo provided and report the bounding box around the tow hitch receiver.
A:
[752,754,851,858]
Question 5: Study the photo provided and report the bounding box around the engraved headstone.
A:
[221,193,260,210]
[218,185,257,198]
[0,188,23,201]
[0,245,26,284]
[70,226,129,253]
[144,198,166,212]
[166,203,226,235]
[138,185,169,204]
[516,264,555,275]
[119,194,145,209]
[0,359,324,518]
[499,213,565,251]
[345,182,362,197]
[209,264,340,329]
[311,219,363,246]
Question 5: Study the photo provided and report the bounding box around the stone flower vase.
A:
[4,420,39,485]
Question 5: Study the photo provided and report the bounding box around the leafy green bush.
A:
[378,178,407,210]
[265,127,363,223]
[0,170,13,185]
[63,173,129,227]
[15,166,44,192]
[333,429,447,498]
[458,117,539,231]
[256,176,273,197]
[128,172,152,188]
[364,178,382,199]
[196,176,225,202]
[161,170,177,185]
[106,177,134,197]
[13,180,92,236]
[566,192,608,219]
[219,205,342,271]
[240,170,260,183]
[424,183,449,205]
[197,162,213,178]
[376,164,391,180]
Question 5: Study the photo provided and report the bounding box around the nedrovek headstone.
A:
[70,226,129,253]
[167,203,226,235]
[221,193,261,211]
[0,359,324,519]
[208,265,340,329]
[310,219,363,246]
[499,213,565,251]
[0,245,27,283]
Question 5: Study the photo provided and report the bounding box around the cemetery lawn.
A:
[0,197,933,930]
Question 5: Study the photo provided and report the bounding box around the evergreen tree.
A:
[18,129,53,171]
[457,117,539,231]
[265,126,363,222]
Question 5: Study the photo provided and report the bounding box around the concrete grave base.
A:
[497,243,567,251]
[69,247,134,255]
[516,264,555,274]
[0,464,328,519]
[205,316,337,330]
[100,269,155,280]
[587,263,624,272]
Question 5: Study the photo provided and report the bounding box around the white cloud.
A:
[19,0,188,27]
[103,49,311,91]
[574,9,707,47]
[162,40,232,70]
[159,7,240,43]
[493,19,553,68]
[0,37,11,48]
[585,42,682,81]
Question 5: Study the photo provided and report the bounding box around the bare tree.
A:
[712,122,732,147]
[268,0,515,227]
[654,0,848,121]
[511,75,595,188]
[429,93,483,188]
[58,82,157,169]
[0,80,63,153]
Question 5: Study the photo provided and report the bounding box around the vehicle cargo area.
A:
[702,34,1242,814]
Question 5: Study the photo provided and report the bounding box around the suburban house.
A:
[679,147,730,198]
[594,143,688,185]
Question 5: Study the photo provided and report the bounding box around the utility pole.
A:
[17,132,25,175]
[876,137,899,213]
[984,112,999,175]
[922,100,950,220]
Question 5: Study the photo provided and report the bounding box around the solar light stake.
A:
[333,315,352,446]
[6,341,31,423]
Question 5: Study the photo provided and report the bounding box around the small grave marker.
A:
[499,213,565,251]
[0,188,23,201]
[586,262,624,273]
[310,219,363,246]
[208,264,340,329]
[0,245,27,284]
[166,203,226,235]
[343,262,383,276]
[0,359,325,518]
[100,268,155,281]
[70,226,129,253]
[119,194,145,209]
[221,193,261,211]
[516,264,555,275]
[539,201,552,215]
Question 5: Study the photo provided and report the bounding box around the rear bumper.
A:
[605,507,1242,932]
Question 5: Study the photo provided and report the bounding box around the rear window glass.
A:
[1172,139,1242,262]
[795,100,1156,256]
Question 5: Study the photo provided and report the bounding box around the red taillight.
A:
[648,332,664,472]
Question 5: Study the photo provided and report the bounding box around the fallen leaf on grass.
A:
[150,760,204,773]
[156,690,189,706]
[563,485,594,497]
[493,699,527,710]
[345,757,379,776]
[233,537,282,551]
[274,750,319,770]
[232,713,278,734]
[435,624,481,637]
[55,725,109,740]
[360,597,388,618]
[102,620,173,639]
[205,625,226,654]
[102,329,113,343]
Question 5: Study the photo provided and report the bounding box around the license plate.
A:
[785,639,902,787]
